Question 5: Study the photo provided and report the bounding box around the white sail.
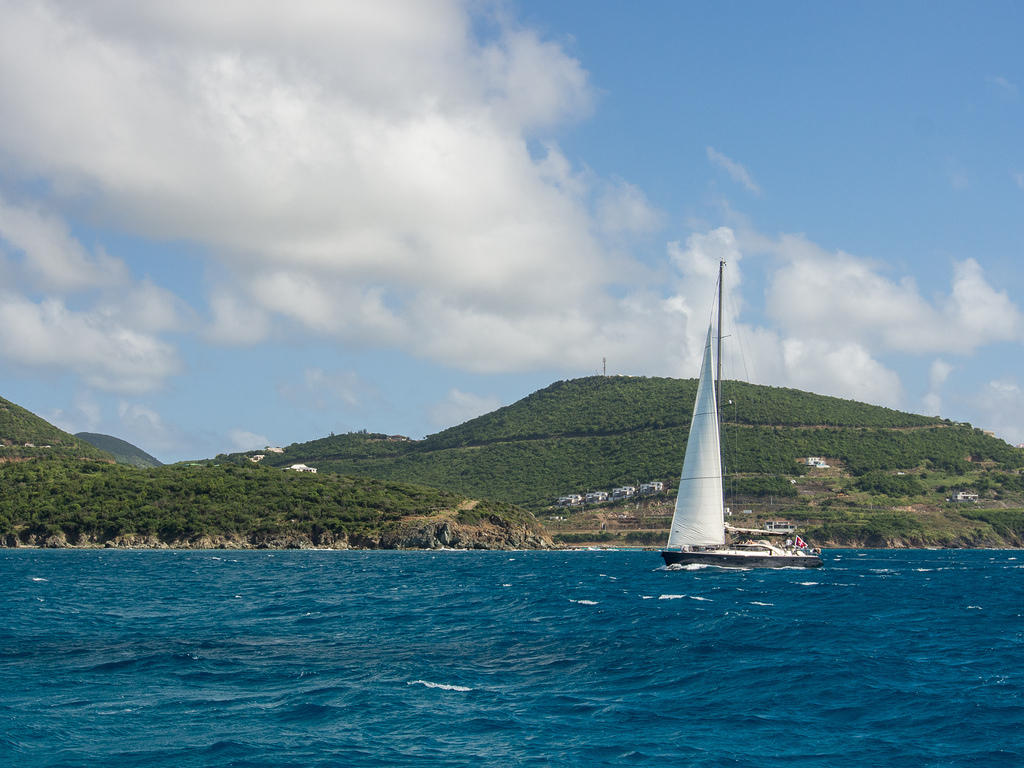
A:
[666,326,725,548]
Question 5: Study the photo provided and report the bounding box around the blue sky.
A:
[1,1,1023,461]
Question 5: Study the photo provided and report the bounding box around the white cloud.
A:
[279,368,379,412]
[45,392,102,435]
[0,196,129,292]
[597,180,663,234]
[228,428,270,452]
[923,359,953,416]
[0,293,180,393]
[206,291,272,345]
[429,388,503,429]
[764,237,1023,356]
[706,147,761,195]
[0,1,641,375]
[974,379,1024,445]
[987,75,1018,98]
[780,338,903,408]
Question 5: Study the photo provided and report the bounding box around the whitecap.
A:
[501,583,511,587]
[569,599,599,605]
[966,605,983,610]
[658,594,687,600]
[749,601,774,606]
[799,582,818,586]
[689,596,712,601]
[914,568,934,572]
[30,577,47,582]
[641,595,655,600]
[407,680,472,692]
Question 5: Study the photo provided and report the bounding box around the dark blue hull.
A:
[661,549,823,569]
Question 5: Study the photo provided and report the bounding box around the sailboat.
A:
[660,260,823,569]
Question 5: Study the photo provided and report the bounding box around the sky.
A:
[1,0,1023,462]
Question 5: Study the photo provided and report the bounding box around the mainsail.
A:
[666,326,725,548]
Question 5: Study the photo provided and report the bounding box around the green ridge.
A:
[75,432,163,468]
[0,396,113,462]
[254,376,1019,509]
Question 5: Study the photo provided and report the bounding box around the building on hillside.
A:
[764,520,796,533]
[249,454,265,463]
[556,494,583,507]
[805,456,830,468]
[265,446,284,454]
[639,481,664,495]
[611,486,636,500]
[952,490,978,503]
[289,463,317,473]
[585,491,609,503]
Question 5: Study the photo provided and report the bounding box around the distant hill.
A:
[75,433,162,468]
[0,395,547,550]
[0,396,112,462]
[248,376,1024,509]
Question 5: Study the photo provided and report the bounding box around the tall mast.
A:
[716,259,724,419]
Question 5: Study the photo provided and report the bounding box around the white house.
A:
[765,521,796,533]
[585,491,609,503]
[639,481,664,495]
[805,456,830,468]
[611,486,636,500]
[556,494,583,507]
[290,463,317,473]
[249,454,266,463]
[952,490,978,503]
[266,446,284,454]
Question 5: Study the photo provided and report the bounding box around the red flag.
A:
[794,535,807,549]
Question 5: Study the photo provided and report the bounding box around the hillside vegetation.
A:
[0,398,547,550]
[250,377,1021,509]
[0,458,544,549]
[0,397,112,462]
[75,432,163,468]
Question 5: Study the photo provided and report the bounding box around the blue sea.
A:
[2,549,1022,767]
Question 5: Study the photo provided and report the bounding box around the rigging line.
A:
[722,278,751,385]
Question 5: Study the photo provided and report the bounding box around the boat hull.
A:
[660,549,823,569]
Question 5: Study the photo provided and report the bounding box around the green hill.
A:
[0,458,546,549]
[252,376,1021,509]
[0,397,113,462]
[75,432,163,468]
[0,394,547,550]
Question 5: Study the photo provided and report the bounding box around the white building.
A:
[585,491,609,503]
[611,486,636,500]
[290,463,317,473]
[556,494,583,507]
[249,454,266,463]
[639,481,664,495]
[805,456,830,468]
[764,521,796,533]
[266,446,285,454]
[952,490,978,503]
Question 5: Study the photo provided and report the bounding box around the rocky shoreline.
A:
[3,517,554,551]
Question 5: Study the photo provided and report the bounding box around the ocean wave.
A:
[407,680,472,692]
[569,599,599,605]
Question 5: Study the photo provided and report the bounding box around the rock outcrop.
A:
[5,514,553,550]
